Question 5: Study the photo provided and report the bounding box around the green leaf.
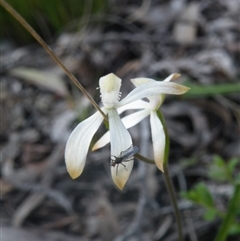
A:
[182,183,214,208]
[196,183,215,207]
[181,190,200,203]
[203,208,218,221]
[228,222,240,235]
[208,156,240,183]
[227,158,239,175]
[208,156,229,182]
[215,184,240,241]
[183,81,240,98]
[235,174,240,184]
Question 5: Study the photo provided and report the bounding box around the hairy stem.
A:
[158,110,184,241]
[164,162,184,241]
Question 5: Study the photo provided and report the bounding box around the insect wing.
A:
[119,145,139,160]
[130,146,139,155]
[112,146,139,175]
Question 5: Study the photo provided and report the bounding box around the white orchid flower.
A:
[65,73,133,190]
[92,73,189,172]
[65,73,189,189]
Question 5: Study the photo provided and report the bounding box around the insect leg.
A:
[116,164,119,175]
[115,163,128,176]
[120,162,127,171]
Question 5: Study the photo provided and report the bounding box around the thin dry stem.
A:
[0,0,107,121]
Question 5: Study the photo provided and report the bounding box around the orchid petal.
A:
[108,109,133,190]
[92,109,151,151]
[130,73,181,86]
[122,109,151,129]
[92,131,110,151]
[163,73,181,82]
[117,99,150,113]
[131,77,155,86]
[65,111,104,179]
[119,81,190,106]
[131,78,163,109]
[150,111,165,172]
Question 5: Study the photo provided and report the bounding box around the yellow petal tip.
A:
[67,167,82,179]
[155,161,164,173]
[115,183,124,191]
[91,142,101,151]
[172,73,181,80]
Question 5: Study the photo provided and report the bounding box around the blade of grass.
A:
[183,82,240,98]
[215,184,240,241]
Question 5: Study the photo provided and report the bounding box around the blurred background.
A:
[1,0,240,240]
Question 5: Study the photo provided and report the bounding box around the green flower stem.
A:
[215,183,240,241]
[137,110,184,240]
[135,153,155,164]
[0,0,107,121]
[158,110,184,241]
[163,163,184,241]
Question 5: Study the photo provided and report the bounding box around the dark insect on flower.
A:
[110,145,139,175]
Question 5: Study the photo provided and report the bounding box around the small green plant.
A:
[182,155,240,241]
[209,156,239,184]
[182,182,219,221]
